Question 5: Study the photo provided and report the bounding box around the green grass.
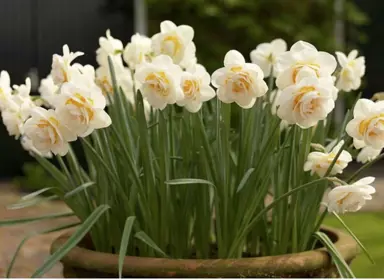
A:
[324,212,384,278]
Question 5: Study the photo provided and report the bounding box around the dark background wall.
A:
[354,0,384,98]
[0,0,134,178]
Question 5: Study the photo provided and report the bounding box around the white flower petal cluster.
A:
[135,55,183,110]
[21,136,52,158]
[275,41,337,89]
[152,20,196,66]
[0,71,12,109]
[327,177,376,213]
[346,99,384,150]
[0,78,36,139]
[39,75,59,107]
[274,41,338,127]
[304,140,352,177]
[123,33,152,70]
[24,107,77,156]
[250,39,287,77]
[51,45,84,86]
[96,29,124,67]
[177,64,215,113]
[276,76,337,128]
[356,146,382,164]
[13,45,113,156]
[211,50,268,109]
[55,81,111,137]
[335,50,365,92]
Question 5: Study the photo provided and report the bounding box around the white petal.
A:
[354,99,374,118]
[348,50,358,60]
[353,176,375,186]
[271,39,287,53]
[290,41,316,52]
[160,20,177,32]
[178,25,194,42]
[335,51,348,67]
[224,50,245,66]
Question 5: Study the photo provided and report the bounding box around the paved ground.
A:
[0,183,75,278]
[0,164,383,278]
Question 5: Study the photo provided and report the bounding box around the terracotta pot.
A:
[51,226,358,278]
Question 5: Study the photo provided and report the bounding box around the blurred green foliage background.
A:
[147,0,368,72]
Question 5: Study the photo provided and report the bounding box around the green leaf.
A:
[313,231,355,278]
[31,205,110,278]
[331,211,375,264]
[236,168,255,193]
[135,231,168,257]
[7,195,58,210]
[165,178,215,187]
[6,221,81,277]
[20,188,55,201]
[118,216,136,278]
[64,182,95,199]
[0,212,74,227]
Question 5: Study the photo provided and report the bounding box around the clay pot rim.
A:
[52,225,358,277]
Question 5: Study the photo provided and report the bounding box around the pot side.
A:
[51,226,359,278]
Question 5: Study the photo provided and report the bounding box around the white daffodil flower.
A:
[327,177,376,213]
[250,38,287,77]
[39,75,59,108]
[152,20,195,65]
[275,41,337,90]
[335,50,365,92]
[95,64,134,104]
[51,45,84,86]
[276,76,336,128]
[304,140,352,177]
[21,136,52,158]
[1,97,32,138]
[357,145,382,164]
[346,99,384,150]
[24,107,76,156]
[179,42,197,70]
[55,81,112,137]
[176,64,215,113]
[123,33,152,70]
[96,29,124,67]
[0,70,12,110]
[134,55,183,110]
[211,50,268,109]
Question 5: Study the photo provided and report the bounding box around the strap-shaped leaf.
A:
[332,211,374,264]
[135,231,167,257]
[118,216,136,278]
[6,221,81,277]
[313,231,355,278]
[31,205,110,278]
[0,212,74,227]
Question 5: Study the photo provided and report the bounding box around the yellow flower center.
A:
[358,114,384,136]
[36,117,60,144]
[292,63,320,84]
[182,79,200,100]
[97,76,113,96]
[145,72,170,97]
[161,35,182,57]
[337,192,352,206]
[227,67,252,94]
[65,93,95,123]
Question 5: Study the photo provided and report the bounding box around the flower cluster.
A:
[0,20,377,217]
[1,45,112,157]
[273,41,338,128]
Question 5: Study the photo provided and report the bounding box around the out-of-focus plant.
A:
[145,0,368,72]
[13,162,60,197]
